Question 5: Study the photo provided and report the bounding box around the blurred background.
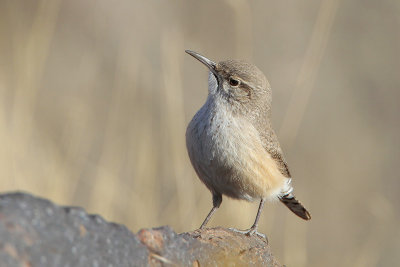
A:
[0,0,399,266]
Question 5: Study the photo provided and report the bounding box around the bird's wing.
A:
[260,129,291,178]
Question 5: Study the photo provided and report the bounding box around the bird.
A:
[185,50,311,237]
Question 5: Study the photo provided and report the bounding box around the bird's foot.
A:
[228,227,268,241]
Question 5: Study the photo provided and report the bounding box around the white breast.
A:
[186,94,290,201]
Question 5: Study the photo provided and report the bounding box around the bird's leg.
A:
[247,198,266,236]
[199,193,222,229]
[229,198,267,240]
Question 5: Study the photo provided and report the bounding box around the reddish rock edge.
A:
[138,227,282,266]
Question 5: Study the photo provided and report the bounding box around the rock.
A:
[138,227,281,266]
[0,192,281,266]
[0,192,148,267]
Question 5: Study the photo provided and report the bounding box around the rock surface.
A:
[0,192,281,266]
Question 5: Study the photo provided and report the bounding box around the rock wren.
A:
[185,50,311,237]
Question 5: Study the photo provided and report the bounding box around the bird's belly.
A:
[186,111,288,201]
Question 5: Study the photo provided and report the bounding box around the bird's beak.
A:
[185,50,219,78]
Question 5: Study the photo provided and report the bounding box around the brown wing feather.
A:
[257,124,312,220]
[259,128,291,178]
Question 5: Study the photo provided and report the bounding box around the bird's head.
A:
[186,50,272,118]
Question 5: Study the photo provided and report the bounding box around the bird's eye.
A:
[229,78,240,87]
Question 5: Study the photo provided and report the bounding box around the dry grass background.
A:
[1,0,399,266]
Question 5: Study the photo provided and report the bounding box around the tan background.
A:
[1,0,399,266]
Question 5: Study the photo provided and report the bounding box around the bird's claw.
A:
[228,227,268,241]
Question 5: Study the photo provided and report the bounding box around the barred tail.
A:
[280,193,311,220]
